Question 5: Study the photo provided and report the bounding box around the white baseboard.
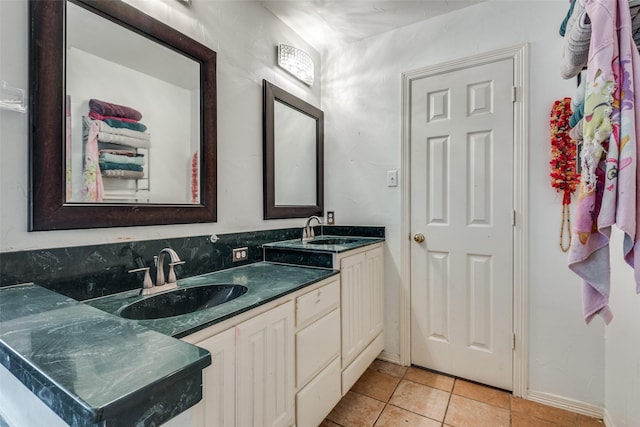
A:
[526,390,604,419]
[603,409,616,427]
[377,350,403,366]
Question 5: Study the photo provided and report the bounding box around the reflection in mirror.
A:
[29,0,217,230]
[263,80,323,219]
[274,100,316,206]
[66,1,200,204]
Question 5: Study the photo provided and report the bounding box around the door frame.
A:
[399,44,529,397]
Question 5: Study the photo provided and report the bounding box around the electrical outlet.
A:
[232,247,248,262]
[326,211,335,225]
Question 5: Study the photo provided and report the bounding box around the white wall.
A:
[605,228,640,427]
[321,1,605,407]
[0,0,321,251]
[5,0,636,416]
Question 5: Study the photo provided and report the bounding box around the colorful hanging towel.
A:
[616,0,640,293]
[81,117,104,202]
[568,0,640,323]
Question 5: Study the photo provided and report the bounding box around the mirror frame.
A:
[28,0,217,230]
[263,80,324,219]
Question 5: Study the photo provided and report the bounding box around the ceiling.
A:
[258,0,486,53]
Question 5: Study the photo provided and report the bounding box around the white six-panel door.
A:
[410,58,514,390]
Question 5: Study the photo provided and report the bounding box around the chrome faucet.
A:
[302,216,322,242]
[128,248,186,295]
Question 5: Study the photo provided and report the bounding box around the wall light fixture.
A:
[277,44,314,86]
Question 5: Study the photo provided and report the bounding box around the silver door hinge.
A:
[512,333,516,350]
[512,210,516,226]
[512,86,517,102]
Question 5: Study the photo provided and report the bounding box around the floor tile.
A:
[512,398,578,426]
[576,414,605,426]
[389,379,450,421]
[443,394,510,427]
[374,404,441,427]
[404,366,455,392]
[370,359,408,378]
[326,359,594,427]
[352,367,402,402]
[326,391,385,427]
[511,411,558,427]
[452,379,510,409]
[319,419,343,427]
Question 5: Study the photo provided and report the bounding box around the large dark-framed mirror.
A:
[263,80,324,219]
[29,0,217,230]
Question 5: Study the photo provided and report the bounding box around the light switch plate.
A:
[387,170,398,187]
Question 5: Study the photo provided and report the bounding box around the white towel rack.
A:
[0,80,27,113]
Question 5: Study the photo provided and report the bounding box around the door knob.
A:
[413,233,425,243]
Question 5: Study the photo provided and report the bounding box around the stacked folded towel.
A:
[85,98,150,179]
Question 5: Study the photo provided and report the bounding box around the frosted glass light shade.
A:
[277,44,314,86]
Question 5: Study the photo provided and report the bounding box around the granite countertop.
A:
[262,235,384,253]
[0,284,210,426]
[86,262,339,338]
[0,262,338,426]
[262,235,385,269]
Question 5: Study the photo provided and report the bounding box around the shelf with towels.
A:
[99,145,151,203]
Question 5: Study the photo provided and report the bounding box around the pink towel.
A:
[568,0,640,323]
[617,0,640,292]
[81,118,104,202]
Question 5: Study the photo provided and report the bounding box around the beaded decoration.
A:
[550,98,581,252]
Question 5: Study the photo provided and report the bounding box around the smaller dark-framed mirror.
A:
[29,0,217,230]
[263,80,324,219]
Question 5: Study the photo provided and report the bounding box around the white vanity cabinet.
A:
[335,243,385,394]
[295,279,342,427]
[236,301,295,427]
[186,327,236,427]
[181,242,384,426]
[184,301,295,427]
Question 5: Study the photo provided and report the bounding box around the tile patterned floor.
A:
[321,360,604,427]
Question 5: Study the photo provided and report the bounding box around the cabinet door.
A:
[192,327,236,427]
[340,246,385,369]
[236,301,295,427]
[365,246,384,343]
[340,252,367,368]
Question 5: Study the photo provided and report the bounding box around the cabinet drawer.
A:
[296,279,340,328]
[296,357,341,427]
[296,308,340,388]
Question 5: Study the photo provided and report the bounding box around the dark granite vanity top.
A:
[0,251,356,426]
[86,262,339,338]
[262,235,384,269]
[262,235,384,253]
[0,263,336,426]
[0,284,210,426]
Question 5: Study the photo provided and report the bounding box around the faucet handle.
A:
[167,261,185,284]
[128,267,153,292]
